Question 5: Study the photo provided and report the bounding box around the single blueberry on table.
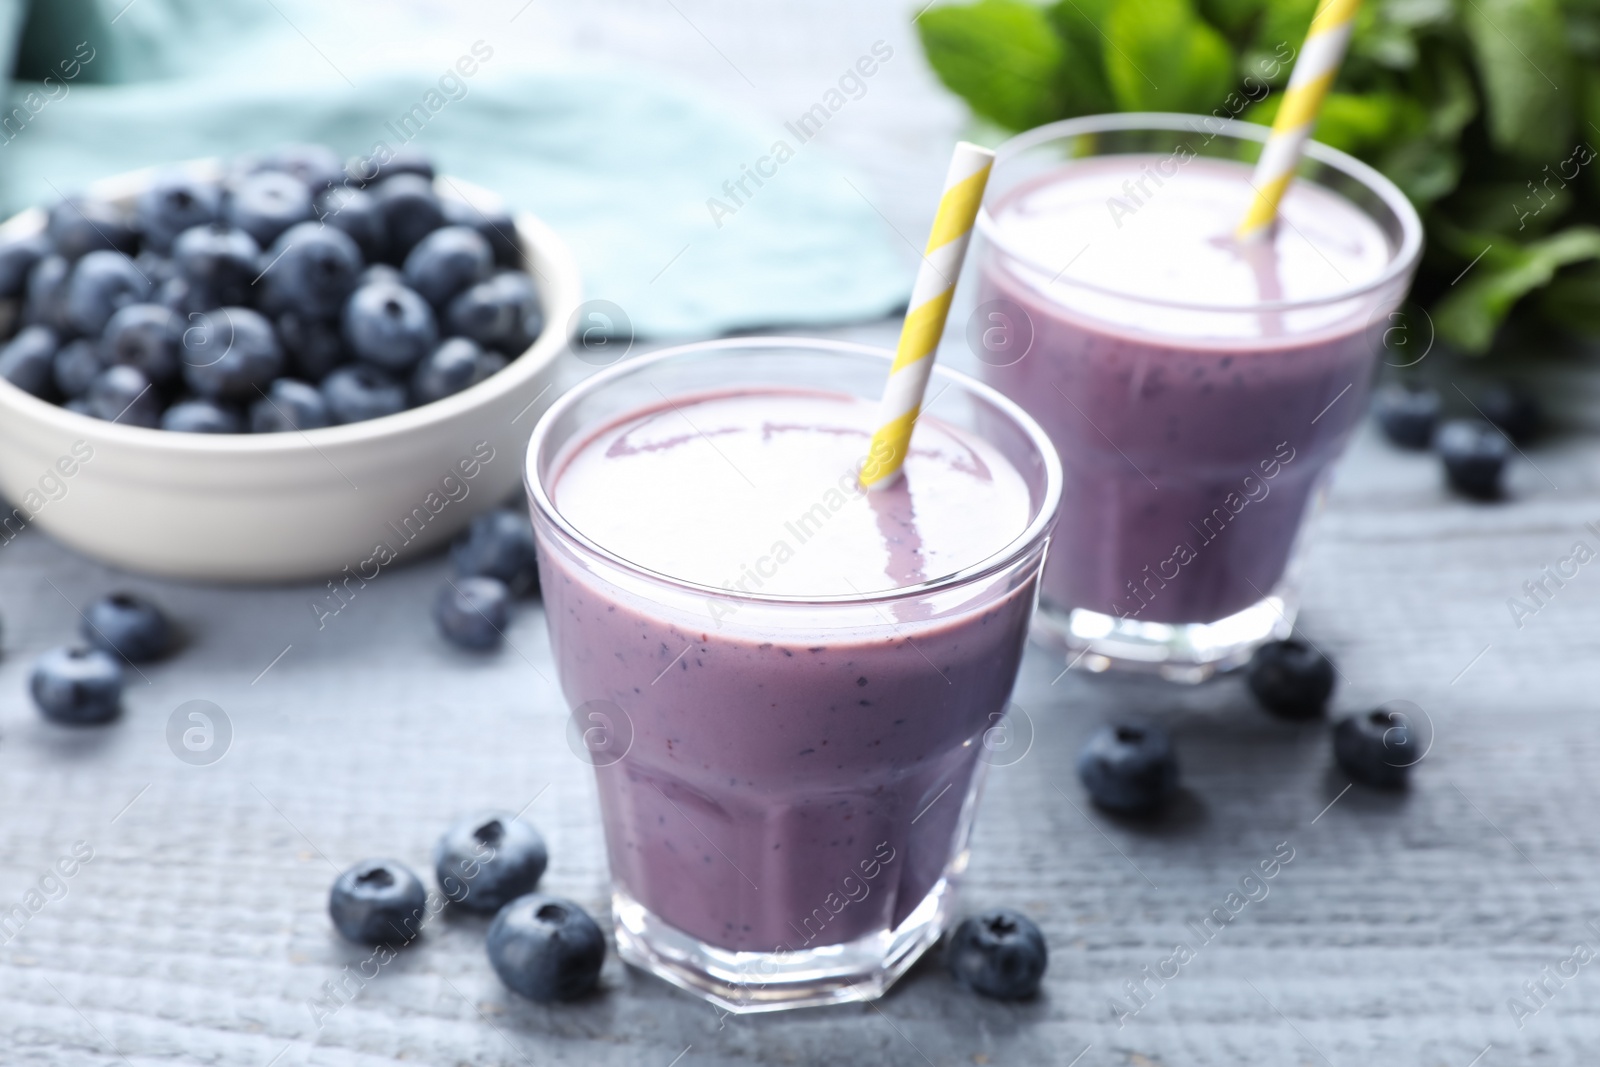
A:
[411,337,505,405]
[259,221,364,319]
[275,311,346,381]
[254,143,345,192]
[65,251,150,336]
[24,254,72,331]
[342,282,437,370]
[433,576,511,650]
[373,173,444,263]
[83,592,174,662]
[135,170,222,254]
[180,306,284,402]
[315,185,387,263]
[162,397,243,433]
[250,377,330,432]
[1371,383,1439,450]
[52,338,102,398]
[30,646,124,725]
[1246,638,1336,719]
[0,231,51,298]
[1435,418,1509,501]
[435,811,549,913]
[445,270,541,354]
[172,224,261,310]
[321,364,407,424]
[0,325,59,398]
[1333,706,1421,788]
[102,303,183,384]
[1076,722,1179,814]
[486,894,606,1002]
[1476,382,1540,444]
[443,197,522,268]
[329,859,429,946]
[451,509,540,596]
[46,196,136,260]
[402,225,493,308]
[87,365,162,427]
[947,909,1048,1000]
[225,170,313,248]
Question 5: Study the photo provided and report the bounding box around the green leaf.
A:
[1461,0,1575,160]
[916,0,1068,131]
[1243,91,1422,156]
[1377,139,1462,205]
[1435,227,1600,351]
[1103,0,1235,112]
[1196,0,1267,35]
[1046,0,1118,114]
[1537,264,1600,334]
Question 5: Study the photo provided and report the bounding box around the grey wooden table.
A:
[5,2,1600,1065]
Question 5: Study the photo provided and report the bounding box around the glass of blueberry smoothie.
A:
[971,114,1422,681]
[525,338,1059,1012]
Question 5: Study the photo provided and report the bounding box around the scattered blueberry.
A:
[403,226,493,308]
[275,310,346,381]
[47,197,136,260]
[102,303,182,384]
[446,270,541,354]
[321,364,407,424]
[0,231,50,298]
[1476,382,1540,444]
[135,171,222,254]
[52,338,101,398]
[0,325,58,398]
[65,251,150,336]
[180,306,284,401]
[486,894,605,1002]
[373,174,444,262]
[87,365,161,427]
[329,859,429,946]
[947,909,1047,1000]
[1333,706,1421,788]
[225,170,313,248]
[342,282,437,369]
[162,398,243,433]
[29,646,124,725]
[172,224,261,310]
[1076,722,1179,814]
[1246,638,1336,719]
[250,377,330,432]
[1435,418,1508,500]
[433,576,510,649]
[435,812,549,913]
[24,253,72,331]
[83,591,174,662]
[452,509,540,596]
[1371,383,1439,450]
[260,222,363,319]
[412,337,505,404]
[315,185,387,262]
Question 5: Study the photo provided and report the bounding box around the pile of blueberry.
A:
[1371,380,1539,500]
[29,591,172,724]
[0,143,541,431]
[329,812,606,1002]
[435,506,541,649]
[1076,636,1422,814]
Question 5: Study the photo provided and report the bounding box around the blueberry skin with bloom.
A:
[260,222,364,319]
[225,170,314,248]
[486,894,606,1002]
[434,811,549,913]
[446,270,541,354]
[433,576,510,650]
[250,378,330,432]
[83,592,174,662]
[1435,418,1509,501]
[25,254,72,331]
[180,307,284,402]
[65,251,151,336]
[0,231,51,298]
[342,282,438,370]
[52,338,102,398]
[87,365,161,427]
[443,196,522,268]
[136,171,223,254]
[411,337,506,405]
[1334,706,1422,788]
[254,143,345,192]
[402,225,493,308]
[102,303,183,384]
[0,325,59,398]
[373,174,444,262]
[451,509,540,596]
[321,364,408,424]
[162,398,243,433]
[1076,722,1180,814]
[1246,638,1336,719]
[946,909,1048,1000]
[47,197,136,260]
[1371,384,1440,450]
[328,859,429,946]
[315,185,387,263]
[172,224,261,310]
[275,311,346,381]
[30,646,124,725]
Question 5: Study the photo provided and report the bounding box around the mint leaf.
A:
[1435,227,1600,351]
[1047,0,1118,115]
[1461,0,1575,161]
[917,0,1069,131]
[1537,264,1600,334]
[1197,0,1267,36]
[1104,0,1234,112]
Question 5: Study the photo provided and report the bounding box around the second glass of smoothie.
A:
[972,114,1423,680]
[526,339,1060,1012]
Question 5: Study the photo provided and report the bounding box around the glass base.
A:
[613,876,957,1014]
[1033,585,1297,684]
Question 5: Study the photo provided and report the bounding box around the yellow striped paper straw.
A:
[859,141,994,489]
[1236,0,1363,241]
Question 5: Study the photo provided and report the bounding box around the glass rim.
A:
[975,111,1426,316]
[525,336,1063,608]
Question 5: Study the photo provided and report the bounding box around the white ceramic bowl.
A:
[0,164,582,582]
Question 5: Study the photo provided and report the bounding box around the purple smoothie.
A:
[977,155,1396,624]
[537,389,1042,953]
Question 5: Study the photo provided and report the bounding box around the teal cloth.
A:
[0,1,911,338]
